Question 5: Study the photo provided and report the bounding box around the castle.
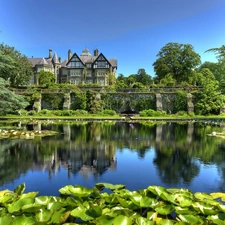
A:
[28,48,117,86]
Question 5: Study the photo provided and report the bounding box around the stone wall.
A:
[32,92,194,113]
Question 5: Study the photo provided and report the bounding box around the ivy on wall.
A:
[173,91,187,113]
[41,93,64,110]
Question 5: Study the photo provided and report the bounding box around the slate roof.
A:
[52,52,60,64]
[28,49,117,68]
[28,57,52,67]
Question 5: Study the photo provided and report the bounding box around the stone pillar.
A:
[33,94,42,112]
[63,93,71,110]
[156,93,163,111]
[187,93,194,113]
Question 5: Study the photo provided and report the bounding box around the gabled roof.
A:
[93,53,112,66]
[38,58,48,65]
[66,53,85,66]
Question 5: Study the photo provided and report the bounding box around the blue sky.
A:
[0,0,224,77]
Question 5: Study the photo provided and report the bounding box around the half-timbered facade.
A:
[29,48,117,86]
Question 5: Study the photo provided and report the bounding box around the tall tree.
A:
[136,68,152,85]
[195,68,225,115]
[153,42,201,84]
[0,44,33,86]
[0,78,29,115]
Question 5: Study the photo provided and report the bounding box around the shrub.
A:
[140,109,167,117]
[102,109,117,116]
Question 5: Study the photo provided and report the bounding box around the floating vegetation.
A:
[1,183,225,224]
[207,131,225,138]
[0,129,58,139]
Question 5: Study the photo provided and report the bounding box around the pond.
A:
[0,121,225,196]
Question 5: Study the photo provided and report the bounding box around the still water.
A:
[0,121,225,196]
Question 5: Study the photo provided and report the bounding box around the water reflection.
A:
[0,121,225,195]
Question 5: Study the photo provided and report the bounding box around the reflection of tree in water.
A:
[2,121,225,191]
[0,139,33,186]
[153,147,200,185]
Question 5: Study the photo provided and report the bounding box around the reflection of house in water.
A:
[30,142,117,179]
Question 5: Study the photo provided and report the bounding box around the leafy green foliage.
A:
[38,70,56,86]
[195,68,225,115]
[173,91,187,113]
[153,42,201,84]
[2,183,225,224]
[0,43,33,86]
[0,78,29,115]
[140,109,167,117]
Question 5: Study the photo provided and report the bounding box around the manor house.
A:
[28,48,117,86]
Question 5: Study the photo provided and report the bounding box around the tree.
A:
[38,70,56,86]
[200,61,225,86]
[153,42,201,84]
[136,68,152,85]
[0,44,33,86]
[195,68,225,115]
[205,45,225,61]
[0,77,29,115]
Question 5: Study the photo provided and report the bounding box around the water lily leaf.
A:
[147,186,169,201]
[134,216,155,225]
[8,197,34,213]
[155,204,174,215]
[66,196,78,207]
[47,202,66,211]
[112,215,132,225]
[0,190,12,197]
[0,215,14,225]
[20,192,38,199]
[174,206,194,214]
[131,194,157,208]
[48,208,68,224]
[207,213,225,225]
[35,196,51,205]
[86,203,102,218]
[12,214,35,225]
[147,211,157,220]
[203,198,221,206]
[14,183,26,195]
[96,183,125,190]
[97,215,114,225]
[210,193,225,200]
[71,205,93,221]
[104,193,119,205]
[35,210,52,222]
[194,192,213,200]
[59,185,73,195]
[22,204,43,212]
[159,219,174,225]
[117,196,130,208]
[192,202,218,215]
[174,194,193,207]
[68,185,93,197]
[218,204,225,213]
[178,214,205,224]
[0,193,16,204]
